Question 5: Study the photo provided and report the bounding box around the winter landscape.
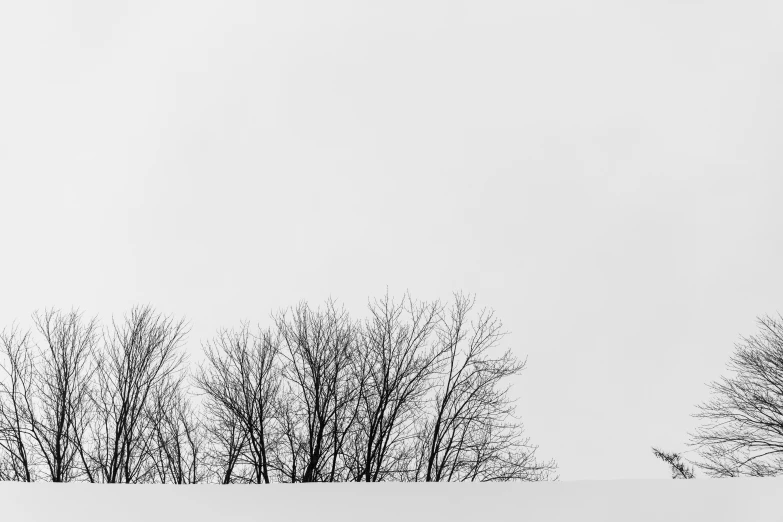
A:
[3,0,783,520]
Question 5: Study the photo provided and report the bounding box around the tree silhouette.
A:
[413,293,556,482]
[651,447,695,479]
[688,314,783,477]
[88,305,188,483]
[0,293,557,483]
[195,323,281,484]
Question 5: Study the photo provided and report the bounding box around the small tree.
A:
[651,447,695,479]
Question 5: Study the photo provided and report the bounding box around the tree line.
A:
[0,292,557,483]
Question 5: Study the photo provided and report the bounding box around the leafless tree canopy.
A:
[273,300,354,482]
[687,314,783,477]
[88,305,189,483]
[0,310,98,482]
[347,293,443,482]
[0,294,557,483]
[0,325,36,482]
[412,294,556,482]
[195,323,281,484]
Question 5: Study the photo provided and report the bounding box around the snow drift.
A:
[2,478,782,521]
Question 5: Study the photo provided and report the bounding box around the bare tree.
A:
[687,314,783,477]
[0,293,558,484]
[651,447,695,479]
[347,291,444,482]
[148,378,206,484]
[274,299,360,482]
[23,309,98,482]
[194,323,281,484]
[0,326,35,481]
[201,405,248,484]
[87,305,188,483]
[412,293,557,482]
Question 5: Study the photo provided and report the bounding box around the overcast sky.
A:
[1,1,782,481]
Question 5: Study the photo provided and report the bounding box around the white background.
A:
[1,1,782,481]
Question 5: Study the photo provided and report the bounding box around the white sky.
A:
[1,1,782,481]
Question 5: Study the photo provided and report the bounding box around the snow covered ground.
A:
[2,478,782,521]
